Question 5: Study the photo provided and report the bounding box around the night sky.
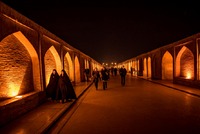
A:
[1,0,200,64]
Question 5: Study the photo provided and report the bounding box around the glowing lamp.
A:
[8,83,20,97]
[15,95,23,99]
[186,72,191,79]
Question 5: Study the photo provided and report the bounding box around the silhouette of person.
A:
[120,66,127,86]
[101,67,109,90]
[92,67,100,90]
[56,70,77,103]
[46,69,59,101]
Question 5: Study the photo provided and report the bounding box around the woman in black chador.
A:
[56,70,77,103]
[46,69,59,101]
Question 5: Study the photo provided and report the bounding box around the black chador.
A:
[56,70,77,103]
[46,69,59,101]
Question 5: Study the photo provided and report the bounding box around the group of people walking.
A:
[46,66,127,102]
[92,67,109,90]
[46,69,77,104]
[92,66,127,90]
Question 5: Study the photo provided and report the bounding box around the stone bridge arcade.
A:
[0,2,102,126]
[119,33,200,88]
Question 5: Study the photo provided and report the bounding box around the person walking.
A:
[120,66,127,86]
[114,67,117,76]
[46,69,59,101]
[56,70,77,103]
[92,68,100,90]
[65,70,77,101]
[101,67,109,90]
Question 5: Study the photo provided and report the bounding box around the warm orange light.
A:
[15,95,23,99]
[186,72,192,79]
[162,51,173,80]
[65,52,74,81]
[8,83,20,97]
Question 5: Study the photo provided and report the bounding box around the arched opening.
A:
[162,51,173,80]
[176,46,194,79]
[143,58,147,77]
[75,56,81,84]
[129,61,132,72]
[44,46,61,86]
[64,52,74,81]
[87,60,89,69]
[132,60,136,76]
[0,31,41,99]
[84,59,87,69]
[147,57,152,78]
[137,60,140,75]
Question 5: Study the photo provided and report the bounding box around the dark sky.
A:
[1,0,200,64]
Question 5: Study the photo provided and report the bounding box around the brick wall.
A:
[44,50,56,87]
[180,48,194,79]
[64,56,70,76]
[0,34,33,99]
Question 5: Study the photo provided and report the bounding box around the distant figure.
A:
[114,67,117,76]
[119,66,127,86]
[101,67,109,90]
[92,68,100,90]
[56,70,77,103]
[46,69,59,101]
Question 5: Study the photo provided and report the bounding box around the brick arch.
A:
[162,51,173,80]
[92,61,96,70]
[85,59,89,69]
[176,46,194,79]
[44,46,61,86]
[143,58,147,77]
[137,59,140,74]
[75,56,81,84]
[0,31,41,98]
[64,52,74,81]
[147,57,151,78]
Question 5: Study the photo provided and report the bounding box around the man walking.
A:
[101,67,109,90]
[92,68,100,90]
[119,66,127,86]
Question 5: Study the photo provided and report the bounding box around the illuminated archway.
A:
[147,57,152,78]
[84,59,87,69]
[44,46,61,86]
[64,52,74,81]
[85,59,90,70]
[143,58,147,77]
[75,56,81,83]
[132,60,135,69]
[137,60,140,73]
[176,46,194,79]
[92,62,96,70]
[132,60,136,75]
[0,31,41,98]
[162,51,173,80]
[129,61,132,72]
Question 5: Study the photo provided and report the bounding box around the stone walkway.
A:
[0,82,93,134]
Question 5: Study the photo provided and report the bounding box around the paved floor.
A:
[51,75,200,134]
[1,75,200,134]
[139,76,200,97]
[0,82,93,134]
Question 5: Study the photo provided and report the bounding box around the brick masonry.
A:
[120,34,200,88]
[0,1,102,126]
